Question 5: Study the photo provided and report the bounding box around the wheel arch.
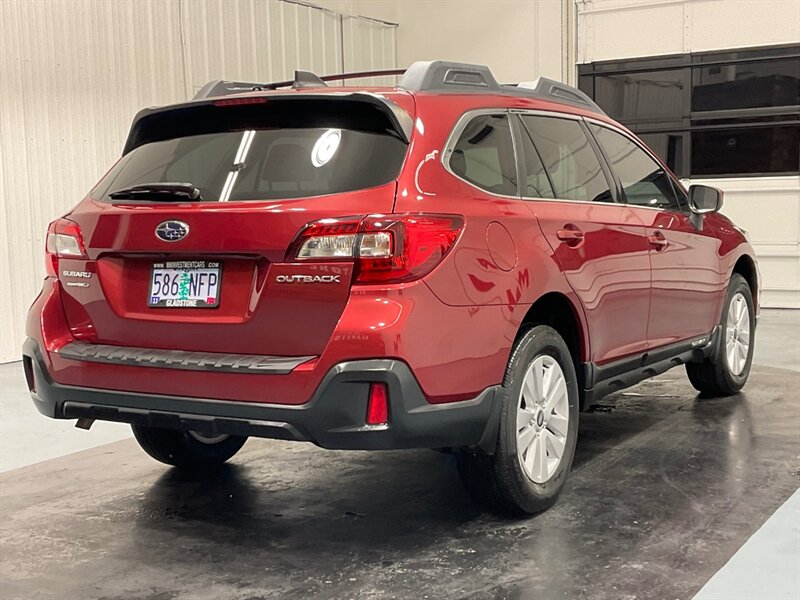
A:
[516,292,588,379]
[732,253,759,311]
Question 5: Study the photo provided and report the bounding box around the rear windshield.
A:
[95,112,408,202]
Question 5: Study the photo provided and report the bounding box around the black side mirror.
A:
[688,185,723,214]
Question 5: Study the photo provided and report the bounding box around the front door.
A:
[516,113,652,366]
[587,122,724,348]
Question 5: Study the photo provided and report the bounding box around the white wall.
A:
[0,0,396,363]
[577,0,800,308]
[319,0,572,83]
[577,0,800,63]
[689,176,800,309]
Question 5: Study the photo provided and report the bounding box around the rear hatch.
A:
[60,92,413,357]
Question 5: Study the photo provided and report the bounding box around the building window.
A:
[579,44,800,178]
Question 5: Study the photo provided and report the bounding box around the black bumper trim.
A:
[24,339,499,451]
[56,341,314,374]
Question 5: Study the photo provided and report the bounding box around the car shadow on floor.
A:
[128,383,723,565]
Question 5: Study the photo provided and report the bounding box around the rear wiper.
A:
[108,182,202,202]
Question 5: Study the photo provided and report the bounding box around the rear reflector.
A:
[366,383,389,425]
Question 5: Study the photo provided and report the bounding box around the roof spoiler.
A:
[123,92,414,154]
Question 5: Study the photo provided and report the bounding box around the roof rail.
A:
[512,77,606,115]
[397,61,501,92]
[192,62,606,115]
[193,68,406,99]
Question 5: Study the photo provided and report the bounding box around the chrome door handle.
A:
[557,226,584,247]
[648,231,668,250]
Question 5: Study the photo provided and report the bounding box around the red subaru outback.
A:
[23,62,758,515]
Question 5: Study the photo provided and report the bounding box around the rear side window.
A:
[589,124,682,211]
[516,116,555,199]
[449,114,518,196]
[95,107,408,202]
[520,115,613,203]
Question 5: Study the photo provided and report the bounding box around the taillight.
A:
[287,214,463,284]
[45,218,87,276]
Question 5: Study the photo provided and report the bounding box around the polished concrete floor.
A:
[1,310,798,599]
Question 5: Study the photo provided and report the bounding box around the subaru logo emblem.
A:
[155,220,189,242]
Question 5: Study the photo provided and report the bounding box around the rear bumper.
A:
[23,338,500,451]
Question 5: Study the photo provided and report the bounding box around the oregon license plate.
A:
[148,260,221,308]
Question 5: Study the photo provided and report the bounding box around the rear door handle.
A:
[557,226,584,247]
[648,230,668,250]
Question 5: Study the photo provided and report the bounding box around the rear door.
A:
[60,95,412,357]
[587,122,724,348]
[515,113,652,365]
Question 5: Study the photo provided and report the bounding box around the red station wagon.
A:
[23,61,759,515]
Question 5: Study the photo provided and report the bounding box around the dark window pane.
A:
[521,116,613,203]
[578,74,593,97]
[692,59,800,111]
[594,70,687,122]
[590,124,681,211]
[97,128,407,202]
[691,125,800,176]
[516,119,555,198]
[695,45,800,63]
[450,114,518,195]
[637,132,686,177]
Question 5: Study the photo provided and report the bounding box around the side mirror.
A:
[688,185,723,214]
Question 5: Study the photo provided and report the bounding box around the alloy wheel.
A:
[515,355,570,483]
[725,292,751,376]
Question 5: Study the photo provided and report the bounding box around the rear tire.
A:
[686,273,755,397]
[132,425,247,470]
[457,325,579,517]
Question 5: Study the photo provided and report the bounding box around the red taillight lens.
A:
[45,218,87,277]
[287,214,463,284]
[355,215,463,284]
[366,383,389,425]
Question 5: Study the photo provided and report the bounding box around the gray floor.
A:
[0,365,131,472]
[0,309,798,600]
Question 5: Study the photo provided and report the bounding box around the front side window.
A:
[589,124,682,211]
[520,115,613,203]
[449,113,518,196]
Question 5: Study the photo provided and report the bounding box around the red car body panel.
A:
[24,82,758,427]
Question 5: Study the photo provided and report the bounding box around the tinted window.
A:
[96,128,407,202]
[516,118,555,198]
[590,124,681,211]
[692,59,800,112]
[638,132,685,177]
[579,44,800,177]
[692,125,800,176]
[450,114,517,195]
[594,70,687,122]
[520,116,613,203]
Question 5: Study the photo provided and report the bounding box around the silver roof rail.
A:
[515,77,606,115]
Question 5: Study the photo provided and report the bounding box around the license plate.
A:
[148,260,221,308]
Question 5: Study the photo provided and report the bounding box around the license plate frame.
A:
[147,260,222,308]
